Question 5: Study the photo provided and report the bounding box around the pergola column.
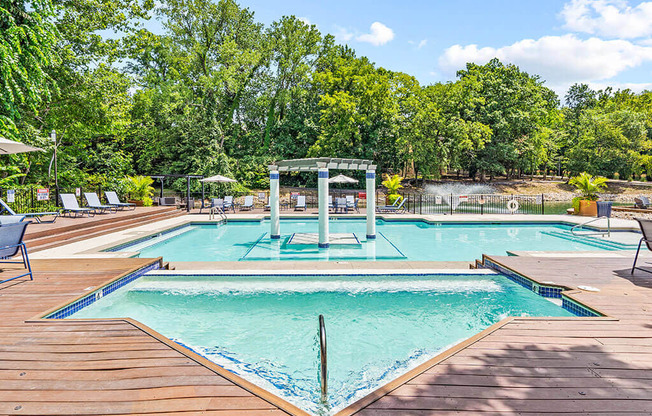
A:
[270,170,280,239]
[366,170,376,239]
[318,167,329,248]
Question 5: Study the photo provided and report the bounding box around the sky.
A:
[148,0,652,99]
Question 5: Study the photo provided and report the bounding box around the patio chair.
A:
[631,218,652,275]
[223,196,235,213]
[376,197,407,214]
[0,215,25,225]
[328,196,334,212]
[241,195,254,211]
[105,191,136,211]
[634,196,650,209]
[0,197,58,224]
[346,195,359,213]
[294,195,307,211]
[60,194,95,218]
[335,197,348,213]
[0,221,33,284]
[84,193,117,214]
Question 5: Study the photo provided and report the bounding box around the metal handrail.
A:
[571,216,610,237]
[209,206,228,223]
[319,314,327,403]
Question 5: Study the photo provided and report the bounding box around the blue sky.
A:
[149,0,652,97]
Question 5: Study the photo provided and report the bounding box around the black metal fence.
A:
[395,192,545,215]
[0,186,108,214]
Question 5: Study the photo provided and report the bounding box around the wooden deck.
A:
[0,258,298,415]
[345,256,652,415]
[2,255,652,415]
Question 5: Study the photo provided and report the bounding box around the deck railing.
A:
[394,192,546,215]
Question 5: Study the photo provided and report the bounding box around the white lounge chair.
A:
[105,191,136,211]
[241,195,254,211]
[60,194,95,218]
[0,197,58,223]
[84,193,117,214]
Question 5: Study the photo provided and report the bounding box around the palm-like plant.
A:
[569,172,607,201]
[381,174,403,195]
[125,175,155,201]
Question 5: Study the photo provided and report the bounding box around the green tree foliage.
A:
[0,0,59,140]
[4,0,652,192]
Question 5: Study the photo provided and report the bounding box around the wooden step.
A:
[28,210,185,252]
[25,207,179,241]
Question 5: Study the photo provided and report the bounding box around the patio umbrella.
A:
[0,138,43,155]
[328,174,358,184]
[200,175,237,183]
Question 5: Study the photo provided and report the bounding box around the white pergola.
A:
[268,158,377,248]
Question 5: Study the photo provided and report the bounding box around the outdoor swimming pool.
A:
[109,219,636,262]
[67,272,577,414]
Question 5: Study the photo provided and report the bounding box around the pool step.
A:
[26,209,185,252]
[540,230,631,250]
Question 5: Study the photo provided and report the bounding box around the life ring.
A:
[507,199,519,213]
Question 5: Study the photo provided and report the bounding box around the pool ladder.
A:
[319,314,328,404]
[570,216,610,237]
[209,206,228,223]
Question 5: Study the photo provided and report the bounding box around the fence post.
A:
[419,194,422,215]
[541,193,545,215]
[31,187,35,210]
[450,193,453,215]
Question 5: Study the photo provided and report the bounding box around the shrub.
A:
[125,176,155,201]
[142,196,153,207]
[569,172,607,202]
[613,172,620,180]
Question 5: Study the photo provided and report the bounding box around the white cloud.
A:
[298,17,316,28]
[561,0,652,38]
[439,34,652,86]
[418,39,428,49]
[333,26,354,43]
[356,22,395,46]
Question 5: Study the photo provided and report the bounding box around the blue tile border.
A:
[482,258,600,317]
[46,261,161,319]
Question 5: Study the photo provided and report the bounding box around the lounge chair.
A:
[105,191,136,211]
[84,193,117,214]
[0,197,58,224]
[0,221,33,284]
[635,196,650,209]
[223,196,235,213]
[346,195,359,213]
[377,198,407,213]
[328,196,334,212]
[632,218,652,275]
[241,195,254,211]
[294,195,306,211]
[60,194,95,218]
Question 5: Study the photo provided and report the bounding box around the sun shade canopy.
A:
[269,158,376,172]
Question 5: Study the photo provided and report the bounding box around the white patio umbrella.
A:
[200,174,237,183]
[0,138,44,155]
[328,174,358,184]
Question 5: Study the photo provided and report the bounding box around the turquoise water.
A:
[122,219,634,262]
[70,273,574,414]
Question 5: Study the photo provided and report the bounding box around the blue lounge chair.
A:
[0,197,58,224]
[346,195,359,213]
[335,197,347,213]
[223,196,235,213]
[105,191,136,211]
[84,193,117,214]
[376,197,407,213]
[294,195,306,211]
[60,194,95,218]
[0,221,33,284]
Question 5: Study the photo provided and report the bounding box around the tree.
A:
[0,0,60,141]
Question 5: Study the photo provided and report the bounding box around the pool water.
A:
[120,219,634,262]
[70,273,574,414]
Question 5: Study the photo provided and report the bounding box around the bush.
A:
[387,194,402,205]
[613,172,620,180]
[142,196,153,207]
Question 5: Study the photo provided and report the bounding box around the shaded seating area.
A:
[0,221,33,284]
[60,194,95,218]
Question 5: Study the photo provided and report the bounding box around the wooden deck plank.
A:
[346,256,652,415]
[0,258,294,416]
